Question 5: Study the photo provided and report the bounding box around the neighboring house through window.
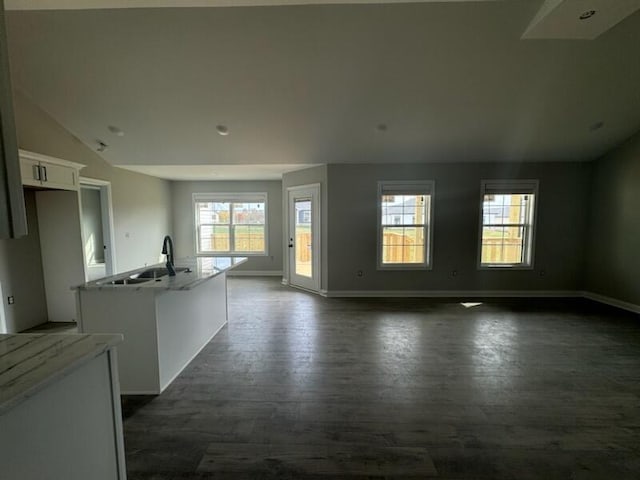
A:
[194,193,267,255]
[378,180,434,269]
[478,180,538,268]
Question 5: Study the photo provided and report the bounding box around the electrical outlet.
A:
[357,270,363,277]
[7,296,15,305]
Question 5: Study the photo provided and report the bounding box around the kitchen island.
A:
[75,256,246,394]
[0,333,126,480]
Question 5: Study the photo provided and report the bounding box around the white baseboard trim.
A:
[226,270,283,277]
[279,283,639,314]
[582,291,640,314]
[323,290,582,298]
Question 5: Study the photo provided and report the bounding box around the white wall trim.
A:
[226,270,283,277]
[320,288,640,314]
[323,289,581,298]
[582,291,640,314]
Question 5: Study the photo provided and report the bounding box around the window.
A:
[378,180,434,269]
[479,180,538,268]
[194,193,267,255]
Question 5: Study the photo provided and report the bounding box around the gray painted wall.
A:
[170,180,283,273]
[586,132,640,306]
[0,190,47,332]
[327,162,591,293]
[282,165,328,290]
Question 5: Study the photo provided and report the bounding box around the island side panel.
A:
[155,272,228,391]
[0,353,123,480]
[78,289,161,394]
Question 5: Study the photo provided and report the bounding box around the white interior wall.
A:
[0,90,173,331]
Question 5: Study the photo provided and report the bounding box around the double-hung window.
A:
[378,180,434,269]
[194,193,267,255]
[479,180,538,268]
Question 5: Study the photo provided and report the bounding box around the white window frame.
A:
[193,192,268,256]
[477,180,538,270]
[377,180,435,270]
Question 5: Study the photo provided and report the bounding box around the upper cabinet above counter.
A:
[19,149,84,191]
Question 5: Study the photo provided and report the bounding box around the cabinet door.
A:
[20,157,42,187]
[40,160,78,190]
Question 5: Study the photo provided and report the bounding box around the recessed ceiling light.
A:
[376,123,388,132]
[108,125,124,137]
[589,121,604,132]
[579,10,596,20]
[216,125,229,136]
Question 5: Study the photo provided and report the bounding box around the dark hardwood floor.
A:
[122,277,640,479]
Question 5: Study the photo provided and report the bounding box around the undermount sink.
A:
[105,277,152,285]
[134,266,190,279]
[96,266,191,286]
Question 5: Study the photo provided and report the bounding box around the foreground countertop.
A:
[0,333,122,415]
[75,256,247,291]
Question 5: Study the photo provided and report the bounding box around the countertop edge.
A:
[0,334,123,416]
[74,257,248,291]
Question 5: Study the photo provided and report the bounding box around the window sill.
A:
[478,264,534,270]
[378,264,432,271]
[196,253,267,257]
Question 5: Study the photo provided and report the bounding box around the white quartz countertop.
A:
[0,333,122,415]
[75,256,247,291]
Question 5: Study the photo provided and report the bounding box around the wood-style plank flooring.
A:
[122,277,640,479]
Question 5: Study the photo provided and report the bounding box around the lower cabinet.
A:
[0,335,127,480]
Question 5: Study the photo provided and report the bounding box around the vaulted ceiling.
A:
[5,1,640,179]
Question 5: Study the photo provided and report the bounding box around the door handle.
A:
[42,166,48,182]
[34,165,41,181]
[288,238,294,248]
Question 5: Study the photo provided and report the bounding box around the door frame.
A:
[286,183,321,293]
[79,177,117,278]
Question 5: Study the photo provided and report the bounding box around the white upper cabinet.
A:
[19,149,84,191]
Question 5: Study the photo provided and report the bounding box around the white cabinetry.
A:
[19,149,83,191]
[19,149,86,322]
[78,272,229,394]
[0,333,126,480]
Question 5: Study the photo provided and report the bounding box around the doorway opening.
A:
[79,178,116,281]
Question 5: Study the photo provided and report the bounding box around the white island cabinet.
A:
[0,333,126,480]
[75,257,246,394]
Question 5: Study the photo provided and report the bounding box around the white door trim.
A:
[286,183,321,293]
[80,177,117,277]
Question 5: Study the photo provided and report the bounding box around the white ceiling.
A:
[5,1,640,180]
[522,0,640,40]
[119,163,316,180]
[5,0,494,10]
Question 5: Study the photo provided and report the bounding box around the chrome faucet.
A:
[161,235,176,276]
